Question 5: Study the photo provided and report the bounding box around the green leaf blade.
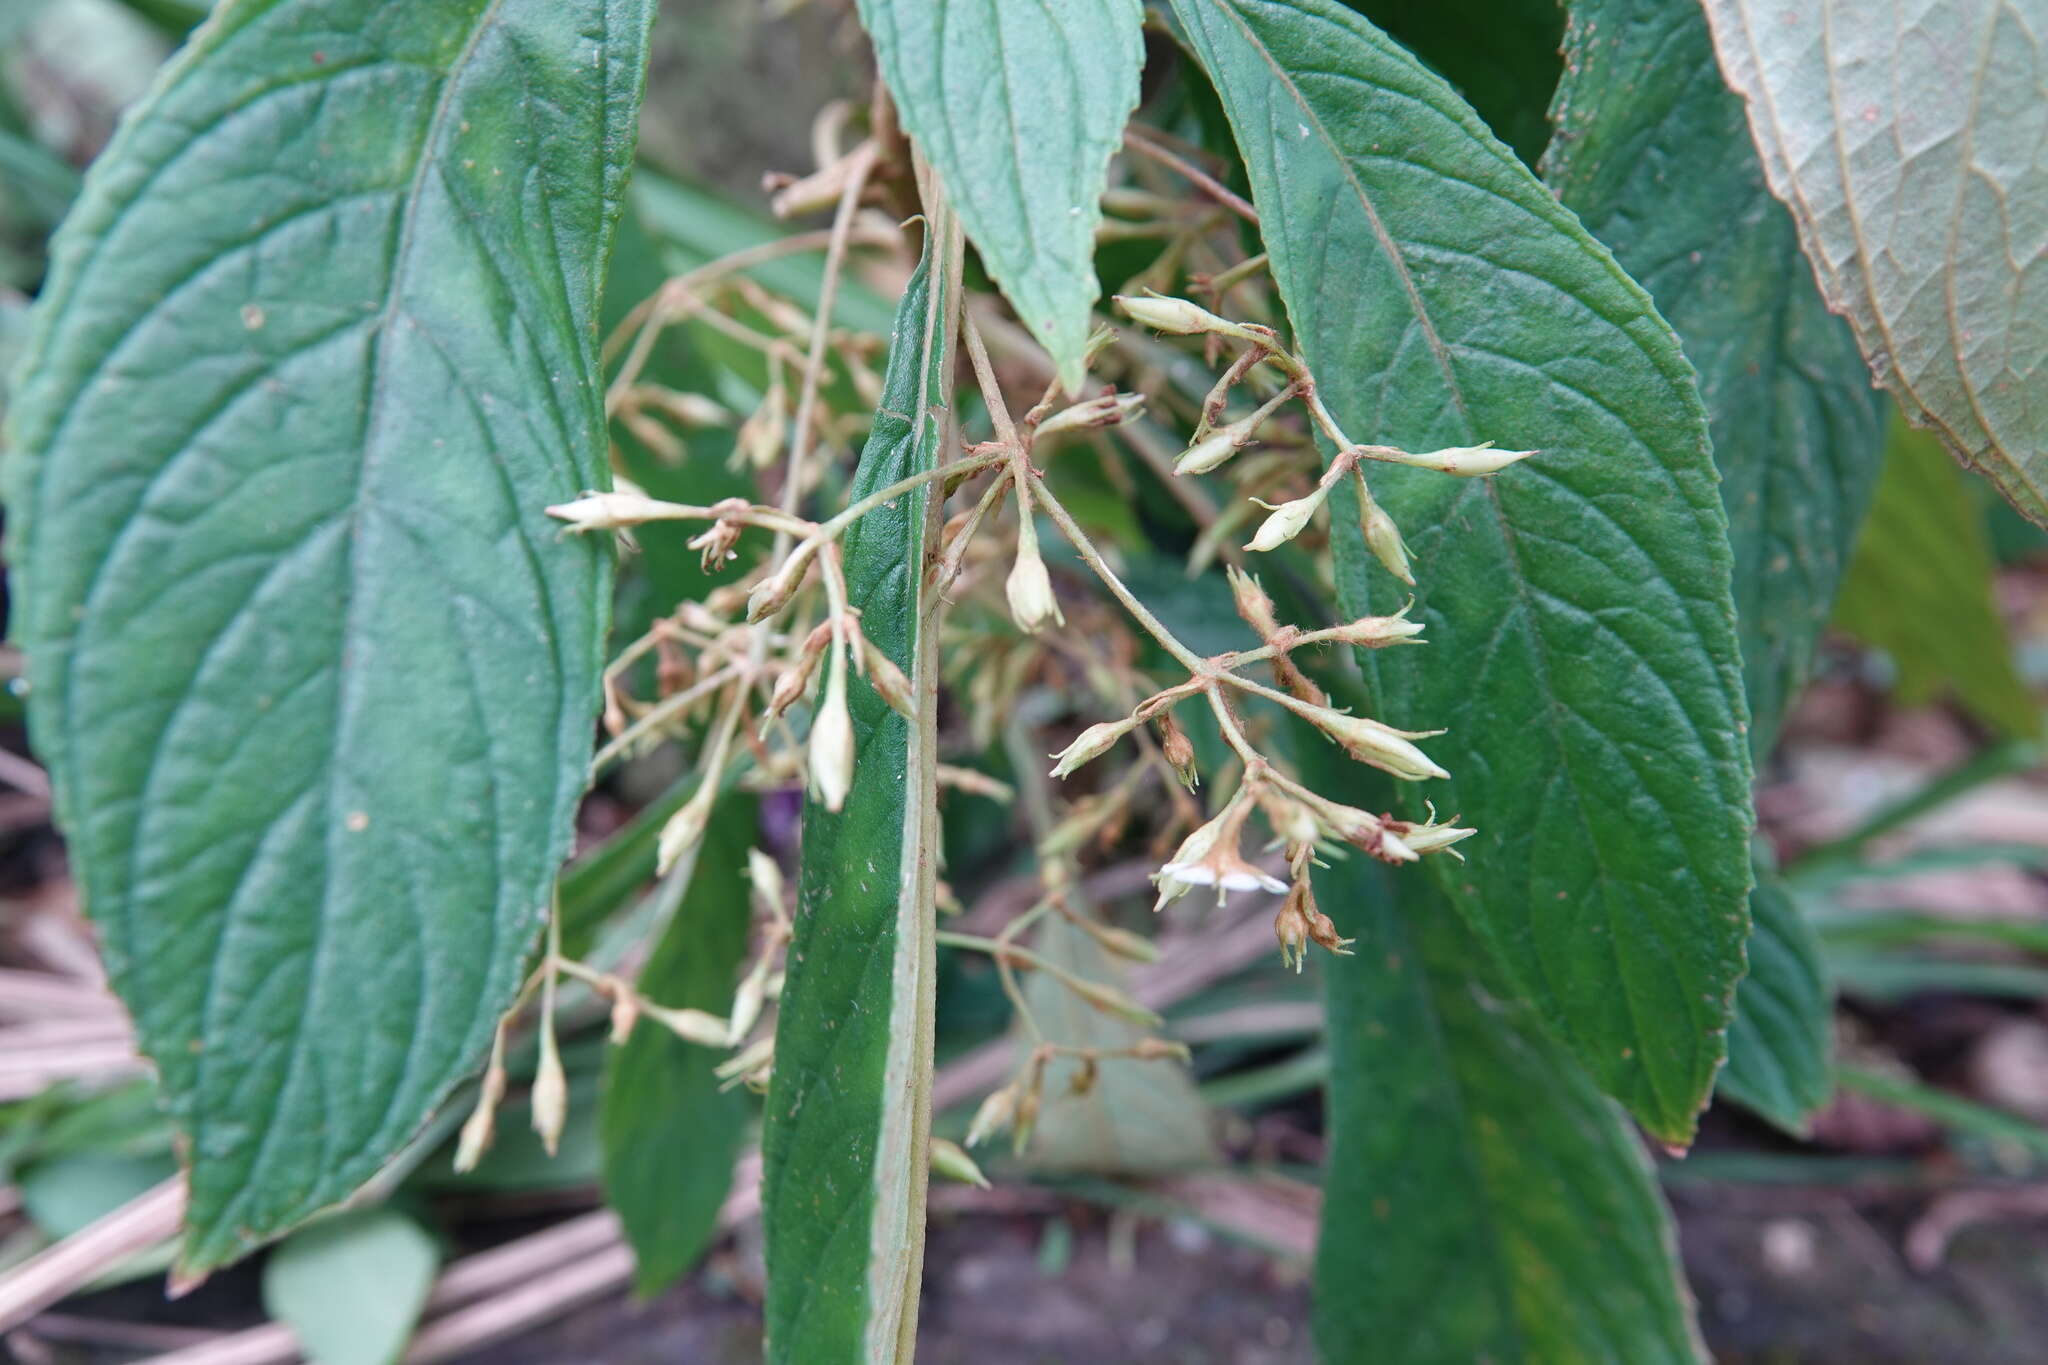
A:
[1544,0,1887,761]
[855,0,1142,392]
[759,236,951,1364]
[1699,0,2048,526]
[1717,866,1831,1133]
[1314,813,1705,1364]
[1171,0,1753,1142]
[4,0,654,1272]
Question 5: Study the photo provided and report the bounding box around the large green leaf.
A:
[1541,0,1886,1137]
[1544,0,1886,761]
[1834,413,2039,739]
[1170,0,1753,1142]
[1716,859,1831,1134]
[854,0,1142,393]
[599,796,754,1296]
[1699,0,2048,526]
[759,233,951,1363]
[4,0,653,1271]
[1312,797,1705,1364]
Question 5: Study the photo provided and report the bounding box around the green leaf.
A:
[1541,0,1882,1140]
[262,1208,441,1365]
[1700,0,2048,527]
[1717,864,1831,1134]
[854,0,1142,393]
[1170,0,1753,1142]
[4,0,655,1272]
[759,226,953,1363]
[599,796,755,1296]
[1313,828,1706,1364]
[1835,414,2039,738]
[1345,0,1565,166]
[1543,0,1887,760]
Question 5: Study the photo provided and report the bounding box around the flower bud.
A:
[529,1035,568,1157]
[1378,441,1537,477]
[1388,816,1478,857]
[656,789,712,874]
[1006,535,1063,633]
[1358,489,1413,585]
[1070,977,1164,1028]
[748,848,787,915]
[454,1061,507,1173]
[808,663,855,812]
[1312,709,1449,782]
[727,956,771,1046]
[1035,391,1145,439]
[545,490,673,532]
[608,983,640,1044]
[1174,411,1261,475]
[966,1083,1020,1148]
[929,1137,991,1189]
[1050,716,1138,778]
[1114,291,1243,337]
[1245,484,1330,553]
[651,1004,733,1048]
[1131,1037,1192,1063]
[1324,606,1426,648]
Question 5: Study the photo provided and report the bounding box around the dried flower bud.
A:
[1306,907,1355,957]
[1156,712,1198,791]
[546,489,673,532]
[1114,291,1249,339]
[1274,885,1313,972]
[966,1083,1020,1148]
[1226,566,1282,638]
[747,545,816,622]
[1069,1055,1100,1096]
[687,519,742,575]
[860,636,915,717]
[929,1137,991,1189]
[608,982,640,1044]
[1245,484,1330,552]
[530,1033,568,1157]
[1091,924,1160,964]
[1035,391,1145,439]
[644,389,733,429]
[735,381,788,469]
[808,662,855,812]
[1050,716,1138,778]
[1070,976,1164,1028]
[1131,1037,1192,1063]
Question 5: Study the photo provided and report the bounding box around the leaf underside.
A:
[1700,0,2048,527]
[4,0,653,1271]
[1171,0,1754,1143]
[1543,0,1887,1132]
[759,240,949,1363]
[854,0,1143,394]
